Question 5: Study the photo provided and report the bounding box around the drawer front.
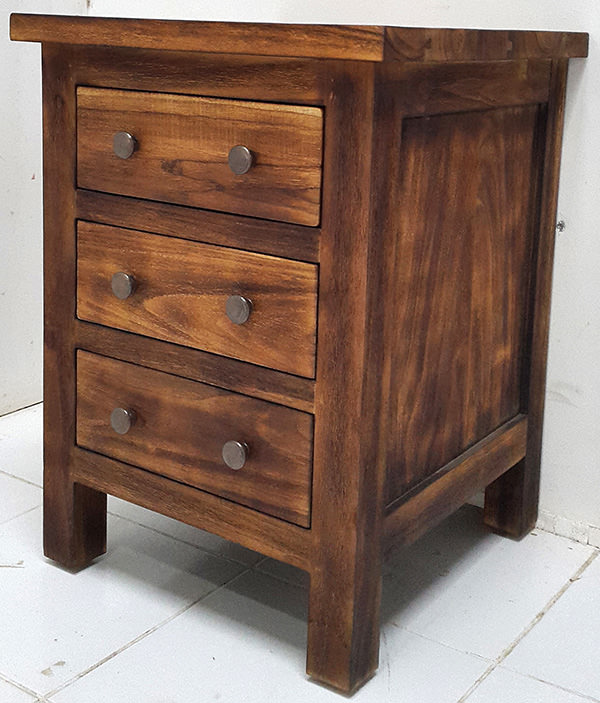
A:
[77,221,318,378]
[76,351,313,526]
[77,87,323,227]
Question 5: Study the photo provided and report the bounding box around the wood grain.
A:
[76,351,314,527]
[385,104,540,506]
[74,321,315,414]
[384,415,528,549]
[11,14,384,61]
[381,59,551,117]
[71,46,328,106]
[77,221,318,378]
[41,45,107,570]
[72,446,312,570]
[307,62,386,694]
[77,86,323,226]
[384,26,588,62]
[12,15,585,695]
[484,60,570,538]
[76,190,320,263]
[11,15,588,63]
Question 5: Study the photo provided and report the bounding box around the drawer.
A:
[76,87,323,227]
[76,351,313,526]
[77,221,318,378]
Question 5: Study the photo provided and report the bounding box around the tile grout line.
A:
[0,400,43,420]
[0,503,41,528]
[41,564,256,699]
[504,670,600,703]
[0,468,42,489]
[388,623,491,663]
[456,549,599,703]
[0,670,45,700]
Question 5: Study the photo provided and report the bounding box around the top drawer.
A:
[76,87,323,227]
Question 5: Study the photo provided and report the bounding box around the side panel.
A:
[385,103,541,504]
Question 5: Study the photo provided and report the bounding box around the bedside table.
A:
[11,14,588,693]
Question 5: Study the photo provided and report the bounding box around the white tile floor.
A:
[0,403,598,703]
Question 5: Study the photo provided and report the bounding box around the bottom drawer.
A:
[75,350,313,526]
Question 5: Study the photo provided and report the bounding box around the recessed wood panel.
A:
[76,221,318,378]
[385,105,541,504]
[76,351,314,526]
[77,87,323,226]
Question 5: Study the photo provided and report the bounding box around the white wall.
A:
[6,1,599,539]
[0,0,87,415]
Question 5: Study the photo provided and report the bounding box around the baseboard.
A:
[468,494,600,548]
[536,509,600,547]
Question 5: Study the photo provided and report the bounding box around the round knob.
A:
[222,440,249,470]
[111,272,136,300]
[110,407,136,435]
[113,131,137,159]
[226,295,252,325]
[228,145,254,175]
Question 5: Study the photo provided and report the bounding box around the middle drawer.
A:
[77,221,318,377]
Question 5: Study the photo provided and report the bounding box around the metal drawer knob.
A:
[111,272,136,300]
[113,131,137,159]
[222,440,249,470]
[226,295,252,325]
[110,407,136,435]
[228,145,254,175]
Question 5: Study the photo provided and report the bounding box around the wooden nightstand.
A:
[11,14,588,693]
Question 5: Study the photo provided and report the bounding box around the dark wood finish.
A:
[307,61,388,693]
[74,321,315,414]
[77,221,318,377]
[41,45,107,570]
[385,415,528,549]
[76,351,313,526]
[72,446,312,570]
[13,16,586,696]
[385,104,540,505]
[71,46,328,106]
[11,15,588,63]
[12,15,385,61]
[42,46,106,569]
[484,60,570,538]
[384,26,588,62]
[77,87,323,226]
[76,190,320,263]
[382,59,551,117]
